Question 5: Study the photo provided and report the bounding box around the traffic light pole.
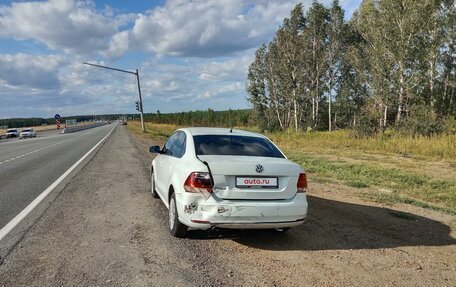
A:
[83,62,146,132]
[135,69,145,132]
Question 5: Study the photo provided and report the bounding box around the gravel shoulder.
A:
[1,126,455,286]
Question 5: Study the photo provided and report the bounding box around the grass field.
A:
[127,121,456,215]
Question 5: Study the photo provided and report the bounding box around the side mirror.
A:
[149,145,161,154]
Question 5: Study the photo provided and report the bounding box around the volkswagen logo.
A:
[255,164,264,173]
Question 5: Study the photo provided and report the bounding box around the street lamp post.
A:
[83,62,146,132]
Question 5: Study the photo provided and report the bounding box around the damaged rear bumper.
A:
[176,193,308,229]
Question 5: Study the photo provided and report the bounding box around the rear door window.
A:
[163,133,178,156]
[163,131,186,158]
[170,131,186,158]
[193,135,284,158]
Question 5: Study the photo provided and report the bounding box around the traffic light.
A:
[135,101,140,111]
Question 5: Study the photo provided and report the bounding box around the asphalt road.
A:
[0,124,115,229]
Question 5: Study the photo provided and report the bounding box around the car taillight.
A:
[184,172,213,193]
[297,173,308,193]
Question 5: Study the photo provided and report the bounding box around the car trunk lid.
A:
[198,155,302,200]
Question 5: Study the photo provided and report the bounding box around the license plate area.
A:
[235,177,278,189]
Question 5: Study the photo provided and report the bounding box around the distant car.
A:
[149,127,308,237]
[19,128,36,139]
[121,121,127,125]
[5,129,20,138]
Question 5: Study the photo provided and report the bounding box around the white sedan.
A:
[149,127,308,237]
[5,128,20,138]
[19,128,36,139]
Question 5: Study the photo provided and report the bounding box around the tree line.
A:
[0,110,252,129]
[247,0,455,135]
[144,109,250,127]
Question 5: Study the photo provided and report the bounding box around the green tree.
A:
[276,4,306,131]
[325,0,345,131]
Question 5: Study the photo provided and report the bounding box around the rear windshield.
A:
[7,129,17,132]
[193,135,285,158]
[22,129,31,132]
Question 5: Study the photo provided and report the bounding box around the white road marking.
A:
[0,126,105,166]
[0,139,73,166]
[0,133,62,146]
[0,124,117,241]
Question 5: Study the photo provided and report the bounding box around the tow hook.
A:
[217,206,228,213]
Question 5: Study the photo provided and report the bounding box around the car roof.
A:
[180,127,265,138]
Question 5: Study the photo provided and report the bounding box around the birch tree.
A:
[304,1,328,129]
[325,0,345,131]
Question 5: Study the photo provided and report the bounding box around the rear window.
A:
[7,129,17,132]
[193,135,285,158]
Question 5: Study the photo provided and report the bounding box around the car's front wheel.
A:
[169,193,187,238]
[150,171,159,198]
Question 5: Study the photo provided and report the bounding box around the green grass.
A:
[348,181,369,188]
[285,150,456,214]
[127,121,456,215]
[363,192,455,215]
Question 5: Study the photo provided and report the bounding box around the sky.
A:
[0,0,362,119]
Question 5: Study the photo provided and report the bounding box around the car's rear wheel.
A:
[169,193,187,238]
[150,171,159,198]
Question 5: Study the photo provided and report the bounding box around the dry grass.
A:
[265,129,455,161]
[126,121,177,143]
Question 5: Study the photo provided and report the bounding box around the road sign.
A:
[55,114,61,129]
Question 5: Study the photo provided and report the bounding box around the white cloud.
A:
[58,60,137,108]
[0,55,138,118]
[197,53,253,81]
[104,31,130,58]
[198,82,244,99]
[134,56,249,109]
[0,53,64,90]
[0,0,132,55]
[128,0,304,57]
